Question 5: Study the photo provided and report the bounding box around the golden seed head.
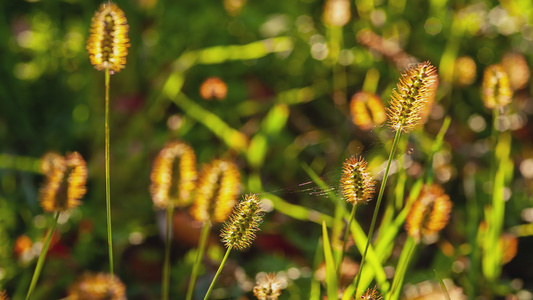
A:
[221,194,264,250]
[501,52,530,91]
[150,141,197,209]
[190,159,241,223]
[350,92,387,131]
[0,290,9,300]
[39,152,87,213]
[87,3,130,73]
[67,272,127,300]
[323,0,351,27]
[200,77,228,100]
[13,235,33,258]
[482,64,512,109]
[453,56,477,86]
[405,184,452,244]
[340,156,376,205]
[387,61,438,132]
[500,233,518,264]
[253,273,283,300]
[358,286,382,300]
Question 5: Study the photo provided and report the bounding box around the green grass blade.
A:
[322,221,338,300]
[434,269,452,300]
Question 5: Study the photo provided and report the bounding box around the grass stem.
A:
[337,204,357,280]
[203,246,232,300]
[186,221,211,300]
[104,67,114,277]
[162,203,174,300]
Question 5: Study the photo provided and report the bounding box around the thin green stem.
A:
[186,221,212,300]
[203,246,233,300]
[105,67,114,277]
[337,204,357,280]
[26,212,60,300]
[162,203,174,300]
[353,129,402,295]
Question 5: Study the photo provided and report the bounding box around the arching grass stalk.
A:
[26,212,60,300]
[203,246,232,300]
[186,221,211,300]
[162,202,174,300]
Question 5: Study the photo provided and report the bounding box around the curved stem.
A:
[26,212,60,300]
[105,67,114,277]
[337,204,357,280]
[353,129,402,295]
[186,221,212,300]
[203,246,232,300]
[162,203,175,300]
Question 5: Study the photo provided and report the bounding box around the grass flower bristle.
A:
[190,159,241,223]
[405,184,453,244]
[67,272,127,300]
[340,156,376,205]
[200,77,228,100]
[87,3,130,73]
[221,194,264,250]
[150,141,197,208]
[482,64,512,109]
[323,0,350,27]
[349,92,387,131]
[387,61,438,132]
[39,152,87,212]
[253,273,283,300]
[358,286,382,300]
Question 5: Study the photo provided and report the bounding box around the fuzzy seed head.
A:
[405,184,452,244]
[190,159,241,223]
[39,152,87,212]
[453,56,477,86]
[323,0,351,27]
[87,3,130,73]
[387,61,438,132]
[482,64,512,109]
[501,52,530,91]
[221,194,264,250]
[200,77,228,100]
[253,273,283,300]
[358,286,382,300]
[350,92,387,131]
[150,141,197,209]
[341,156,376,205]
[67,272,126,300]
[0,290,8,300]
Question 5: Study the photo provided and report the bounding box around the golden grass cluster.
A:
[150,141,197,208]
[200,77,228,100]
[253,273,283,300]
[221,194,263,250]
[340,156,376,205]
[39,152,87,212]
[190,159,241,223]
[482,64,512,109]
[387,61,438,132]
[86,3,130,73]
[67,272,126,300]
[349,92,387,131]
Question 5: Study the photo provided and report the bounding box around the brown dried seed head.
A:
[0,290,9,300]
[502,52,530,91]
[190,159,241,223]
[67,272,126,300]
[200,77,228,100]
[150,141,197,208]
[482,64,512,109]
[350,92,387,131]
[387,61,438,132]
[340,156,376,205]
[323,0,351,27]
[221,194,263,250]
[87,3,130,73]
[405,184,452,244]
[453,56,477,86]
[253,273,283,300]
[39,152,87,212]
[358,286,382,300]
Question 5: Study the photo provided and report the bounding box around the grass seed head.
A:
[453,56,477,86]
[350,92,387,131]
[502,52,530,91]
[253,273,283,300]
[221,194,264,250]
[190,159,241,223]
[0,290,8,300]
[39,152,87,212]
[67,272,126,300]
[340,156,376,205]
[150,141,197,208]
[387,61,438,132]
[200,77,228,100]
[87,3,130,73]
[358,286,382,300]
[482,64,512,109]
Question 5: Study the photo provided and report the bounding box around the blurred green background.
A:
[1,0,533,299]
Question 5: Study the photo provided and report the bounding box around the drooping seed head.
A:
[67,272,126,300]
[405,184,452,244]
[340,156,376,205]
[253,273,283,300]
[350,92,387,131]
[87,3,130,73]
[200,77,228,100]
[482,64,512,109]
[358,286,382,300]
[221,194,264,250]
[387,61,438,132]
[323,0,351,27]
[150,141,197,209]
[39,152,87,212]
[190,159,241,223]
[501,52,530,91]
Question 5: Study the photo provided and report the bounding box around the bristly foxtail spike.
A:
[220,194,264,250]
[340,156,376,205]
[87,2,130,73]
